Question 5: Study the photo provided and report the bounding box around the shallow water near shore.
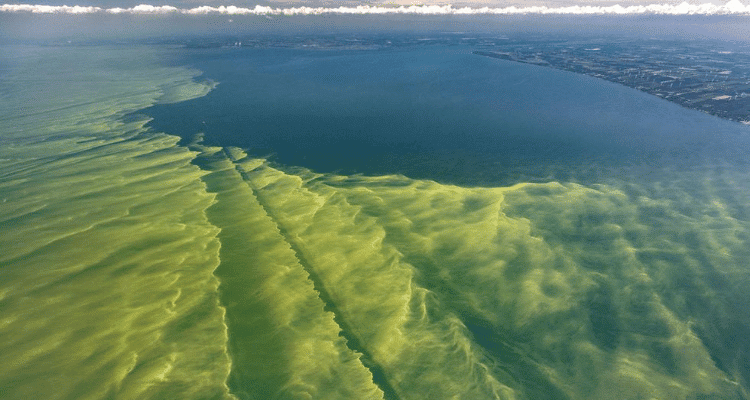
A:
[2,37,750,400]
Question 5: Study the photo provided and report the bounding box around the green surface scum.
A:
[1,44,749,400]
[0,45,233,400]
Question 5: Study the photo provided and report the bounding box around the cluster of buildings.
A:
[475,39,750,124]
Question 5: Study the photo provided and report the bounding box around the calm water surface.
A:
[145,41,750,185]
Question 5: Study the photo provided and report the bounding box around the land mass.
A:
[473,39,750,125]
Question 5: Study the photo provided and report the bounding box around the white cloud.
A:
[3,1,750,14]
[1,4,102,13]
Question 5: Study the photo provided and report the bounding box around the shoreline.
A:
[473,47,750,126]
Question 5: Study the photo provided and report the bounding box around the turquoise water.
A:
[2,38,750,400]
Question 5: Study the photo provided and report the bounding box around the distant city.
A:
[473,38,750,125]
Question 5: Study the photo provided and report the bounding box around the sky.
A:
[2,0,750,11]
[2,0,750,42]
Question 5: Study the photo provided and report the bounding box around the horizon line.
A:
[3,1,750,15]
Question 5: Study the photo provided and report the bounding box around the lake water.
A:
[3,35,750,400]
[145,41,750,185]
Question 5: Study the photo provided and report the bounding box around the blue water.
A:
[145,39,750,186]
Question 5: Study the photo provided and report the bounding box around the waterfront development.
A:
[474,37,750,124]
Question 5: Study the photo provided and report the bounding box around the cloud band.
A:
[3,1,750,15]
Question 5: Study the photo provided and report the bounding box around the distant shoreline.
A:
[473,49,750,126]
